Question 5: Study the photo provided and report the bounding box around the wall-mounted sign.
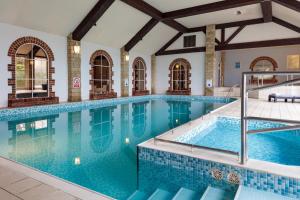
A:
[235,62,241,69]
[73,77,81,88]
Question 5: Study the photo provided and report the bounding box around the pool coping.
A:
[0,95,234,200]
[0,156,114,200]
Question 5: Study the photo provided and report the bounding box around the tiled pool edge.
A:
[0,95,235,121]
[0,156,114,200]
[138,146,300,199]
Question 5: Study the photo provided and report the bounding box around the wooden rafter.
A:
[156,32,183,55]
[156,37,300,56]
[72,0,115,41]
[124,18,159,52]
[120,0,187,32]
[261,0,272,22]
[273,0,300,12]
[162,0,261,20]
[273,17,300,33]
[225,26,246,44]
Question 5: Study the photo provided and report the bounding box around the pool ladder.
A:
[240,71,300,164]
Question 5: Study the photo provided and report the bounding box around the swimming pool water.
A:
[184,117,300,166]
[0,98,227,199]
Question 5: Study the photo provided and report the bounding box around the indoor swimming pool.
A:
[177,117,300,166]
[0,95,232,199]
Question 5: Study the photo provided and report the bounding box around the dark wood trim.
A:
[217,37,300,50]
[72,0,115,41]
[120,0,188,32]
[120,0,162,20]
[163,19,188,33]
[225,26,246,44]
[221,28,225,43]
[156,32,183,55]
[273,0,300,12]
[215,38,221,45]
[162,0,260,20]
[156,47,206,56]
[188,18,265,33]
[124,18,159,52]
[156,37,300,56]
[272,17,300,33]
[261,0,272,22]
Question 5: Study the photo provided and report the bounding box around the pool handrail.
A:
[153,137,240,157]
[241,71,300,165]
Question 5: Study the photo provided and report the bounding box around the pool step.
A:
[172,187,199,200]
[200,186,234,200]
[148,188,173,200]
[234,186,296,200]
[127,190,149,200]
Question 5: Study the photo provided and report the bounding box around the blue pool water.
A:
[0,96,229,199]
[182,117,300,166]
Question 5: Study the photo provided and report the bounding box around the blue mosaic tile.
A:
[138,147,300,199]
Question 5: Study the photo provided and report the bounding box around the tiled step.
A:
[200,186,234,200]
[127,190,149,200]
[148,188,173,200]
[234,186,297,200]
[172,187,199,200]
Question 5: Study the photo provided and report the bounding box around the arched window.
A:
[250,56,278,85]
[7,36,58,107]
[167,58,191,95]
[132,57,149,96]
[90,50,117,100]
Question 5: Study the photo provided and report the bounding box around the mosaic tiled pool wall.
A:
[0,95,235,121]
[138,147,300,199]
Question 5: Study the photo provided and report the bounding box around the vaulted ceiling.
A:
[0,0,299,55]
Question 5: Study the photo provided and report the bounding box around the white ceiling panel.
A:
[131,22,177,55]
[0,0,98,36]
[176,4,262,28]
[143,0,222,12]
[83,1,151,49]
[273,2,300,27]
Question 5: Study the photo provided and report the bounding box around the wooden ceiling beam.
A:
[124,18,159,52]
[156,37,300,56]
[120,0,188,32]
[273,0,300,12]
[162,0,261,20]
[273,17,300,33]
[261,0,272,22]
[155,32,183,55]
[225,25,246,44]
[72,0,115,41]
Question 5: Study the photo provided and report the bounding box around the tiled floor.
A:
[0,166,80,200]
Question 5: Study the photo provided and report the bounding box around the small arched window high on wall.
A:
[167,58,191,95]
[90,50,117,100]
[7,36,58,107]
[132,57,149,96]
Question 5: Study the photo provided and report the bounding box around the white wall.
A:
[0,22,152,108]
[224,45,300,86]
[155,53,205,95]
[0,22,68,107]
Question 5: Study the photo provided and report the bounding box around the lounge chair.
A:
[268,93,293,102]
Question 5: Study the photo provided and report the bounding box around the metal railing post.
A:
[241,73,248,164]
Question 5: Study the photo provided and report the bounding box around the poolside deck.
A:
[0,98,299,199]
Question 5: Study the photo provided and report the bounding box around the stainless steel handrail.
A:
[154,137,239,157]
[247,125,300,134]
[241,71,300,165]
[245,116,300,125]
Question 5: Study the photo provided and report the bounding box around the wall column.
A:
[205,24,216,96]
[67,35,81,102]
[220,51,226,87]
[151,54,156,94]
[120,47,129,97]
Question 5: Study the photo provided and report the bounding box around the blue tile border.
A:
[138,147,300,199]
[0,95,235,121]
